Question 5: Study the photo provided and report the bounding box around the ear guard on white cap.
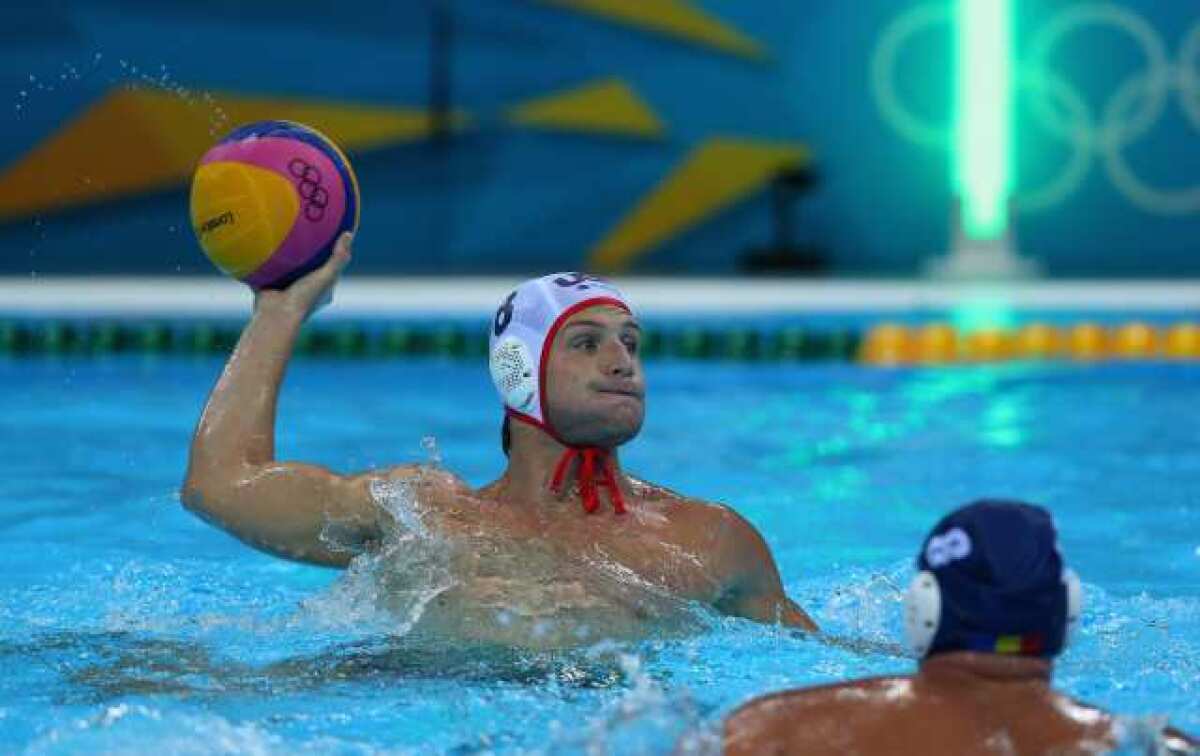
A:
[489,336,537,412]
[902,567,1085,658]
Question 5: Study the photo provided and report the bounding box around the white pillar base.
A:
[927,200,1040,280]
[925,239,1040,280]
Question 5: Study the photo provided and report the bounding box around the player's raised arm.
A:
[181,234,387,566]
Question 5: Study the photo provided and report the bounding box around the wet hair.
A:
[501,415,511,456]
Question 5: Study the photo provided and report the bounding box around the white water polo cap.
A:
[488,272,634,432]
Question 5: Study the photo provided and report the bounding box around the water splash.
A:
[21,703,366,756]
[10,52,232,264]
[370,476,428,538]
[812,560,909,646]
[13,54,228,137]
[303,476,457,637]
[420,435,442,468]
[546,650,720,755]
[101,561,183,634]
[1111,713,1188,755]
[13,51,105,115]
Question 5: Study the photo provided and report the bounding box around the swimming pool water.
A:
[1,355,1197,753]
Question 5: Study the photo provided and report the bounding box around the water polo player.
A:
[182,235,817,646]
[722,500,1197,755]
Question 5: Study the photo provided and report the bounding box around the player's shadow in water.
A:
[4,630,636,705]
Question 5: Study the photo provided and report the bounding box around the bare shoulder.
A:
[377,464,472,490]
[723,679,909,756]
[361,464,476,515]
[680,495,770,558]
[1048,693,1124,746]
[728,677,907,723]
[1051,693,1114,723]
[628,476,740,526]
[628,478,772,573]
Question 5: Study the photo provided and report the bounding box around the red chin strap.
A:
[506,409,628,515]
[548,446,628,515]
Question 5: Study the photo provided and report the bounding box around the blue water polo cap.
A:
[909,500,1076,659]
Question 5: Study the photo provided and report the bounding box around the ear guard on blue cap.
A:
[903,567,1082,658]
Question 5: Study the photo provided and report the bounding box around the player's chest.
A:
[438,499,726,601]
[553,519,725,601]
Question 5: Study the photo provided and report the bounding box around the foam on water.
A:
[4,536,1195,754]
[23,704,377,756]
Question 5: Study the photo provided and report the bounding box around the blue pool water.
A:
[0,354,1197,753]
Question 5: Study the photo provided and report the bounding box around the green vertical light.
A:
[951,294,1015,333]
[954,0,1014,240]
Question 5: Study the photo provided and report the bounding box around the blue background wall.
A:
[0,1,1197,277]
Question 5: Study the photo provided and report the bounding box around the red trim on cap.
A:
[505,406,562,444]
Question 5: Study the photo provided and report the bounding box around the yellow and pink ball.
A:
[190,120,360,289]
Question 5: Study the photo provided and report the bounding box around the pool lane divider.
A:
[858,322,1200,364]
[0,320,860,361]
[3,319,1200,363]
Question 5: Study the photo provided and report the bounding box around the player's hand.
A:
[254,232,352,321]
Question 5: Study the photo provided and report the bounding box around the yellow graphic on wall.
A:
[507,78,665,139]
[589,137,809,272]
[0,87,465,221]
[537,0,767,60]
[0,2,796,271]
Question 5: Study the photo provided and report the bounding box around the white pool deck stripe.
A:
[1,278,1198,318]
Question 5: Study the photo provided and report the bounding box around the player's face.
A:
[543,305,645,447]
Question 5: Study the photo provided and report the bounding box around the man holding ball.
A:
[182,232,816,647]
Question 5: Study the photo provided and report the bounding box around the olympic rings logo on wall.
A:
[287,158,330,222]
[871,3,1200,215]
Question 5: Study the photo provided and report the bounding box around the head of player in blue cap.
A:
[903,499,1083,659]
